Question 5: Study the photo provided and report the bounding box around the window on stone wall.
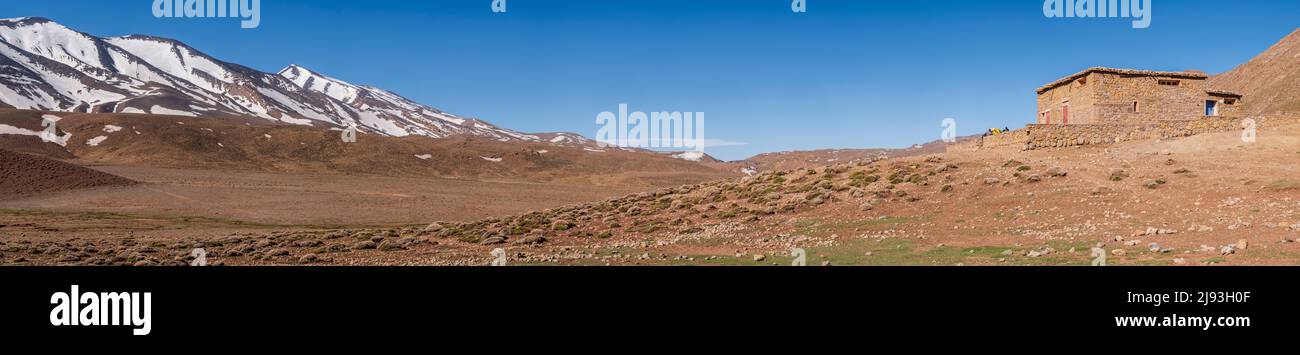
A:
[1225,98,1238,105]
[1158,79,1180,86]
[1132,101,1140,113]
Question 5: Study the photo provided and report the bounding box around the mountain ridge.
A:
[0,17,550,143]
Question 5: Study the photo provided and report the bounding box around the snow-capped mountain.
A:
[0,17,542,141]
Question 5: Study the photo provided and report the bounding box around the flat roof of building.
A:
[1036,67,1210,94]
[1206,89,1244,97]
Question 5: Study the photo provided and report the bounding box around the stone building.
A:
[1035,67,1243,125]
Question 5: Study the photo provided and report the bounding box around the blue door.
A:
[1206,100,1217,116]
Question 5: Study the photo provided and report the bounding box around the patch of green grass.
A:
[1266,179,1300,191]
[790,216,926,236]
[672,239,1038,266]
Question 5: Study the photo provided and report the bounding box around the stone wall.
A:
[960,113,1300,151]
[1037,73,1099,124]
[1092,72,1213,125]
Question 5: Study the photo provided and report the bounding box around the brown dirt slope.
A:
[0,109,736,187]
[738,136,972,173]
[0,149,136,198]
[1209,28,1300,115]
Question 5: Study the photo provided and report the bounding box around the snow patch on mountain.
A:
[279,64,361,103]
[673,151,706,162]
[151,105,196,117]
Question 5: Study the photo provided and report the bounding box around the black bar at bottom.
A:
[0,267,1289,342]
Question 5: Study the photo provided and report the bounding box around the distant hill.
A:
[0,109,736,187]
[733,136,976,174]
[0,148,135,198]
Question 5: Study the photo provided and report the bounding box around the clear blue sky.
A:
[4,1,1298,160]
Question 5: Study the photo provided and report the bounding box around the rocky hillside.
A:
[1210,28,1300,115]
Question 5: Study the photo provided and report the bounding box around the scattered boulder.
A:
[298,254,319,264]
[1109,169,1128,181]
[1220,245,1236,255]
[1135,227,1177,237]
[378,239,407,251]
[551,220,574,231]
